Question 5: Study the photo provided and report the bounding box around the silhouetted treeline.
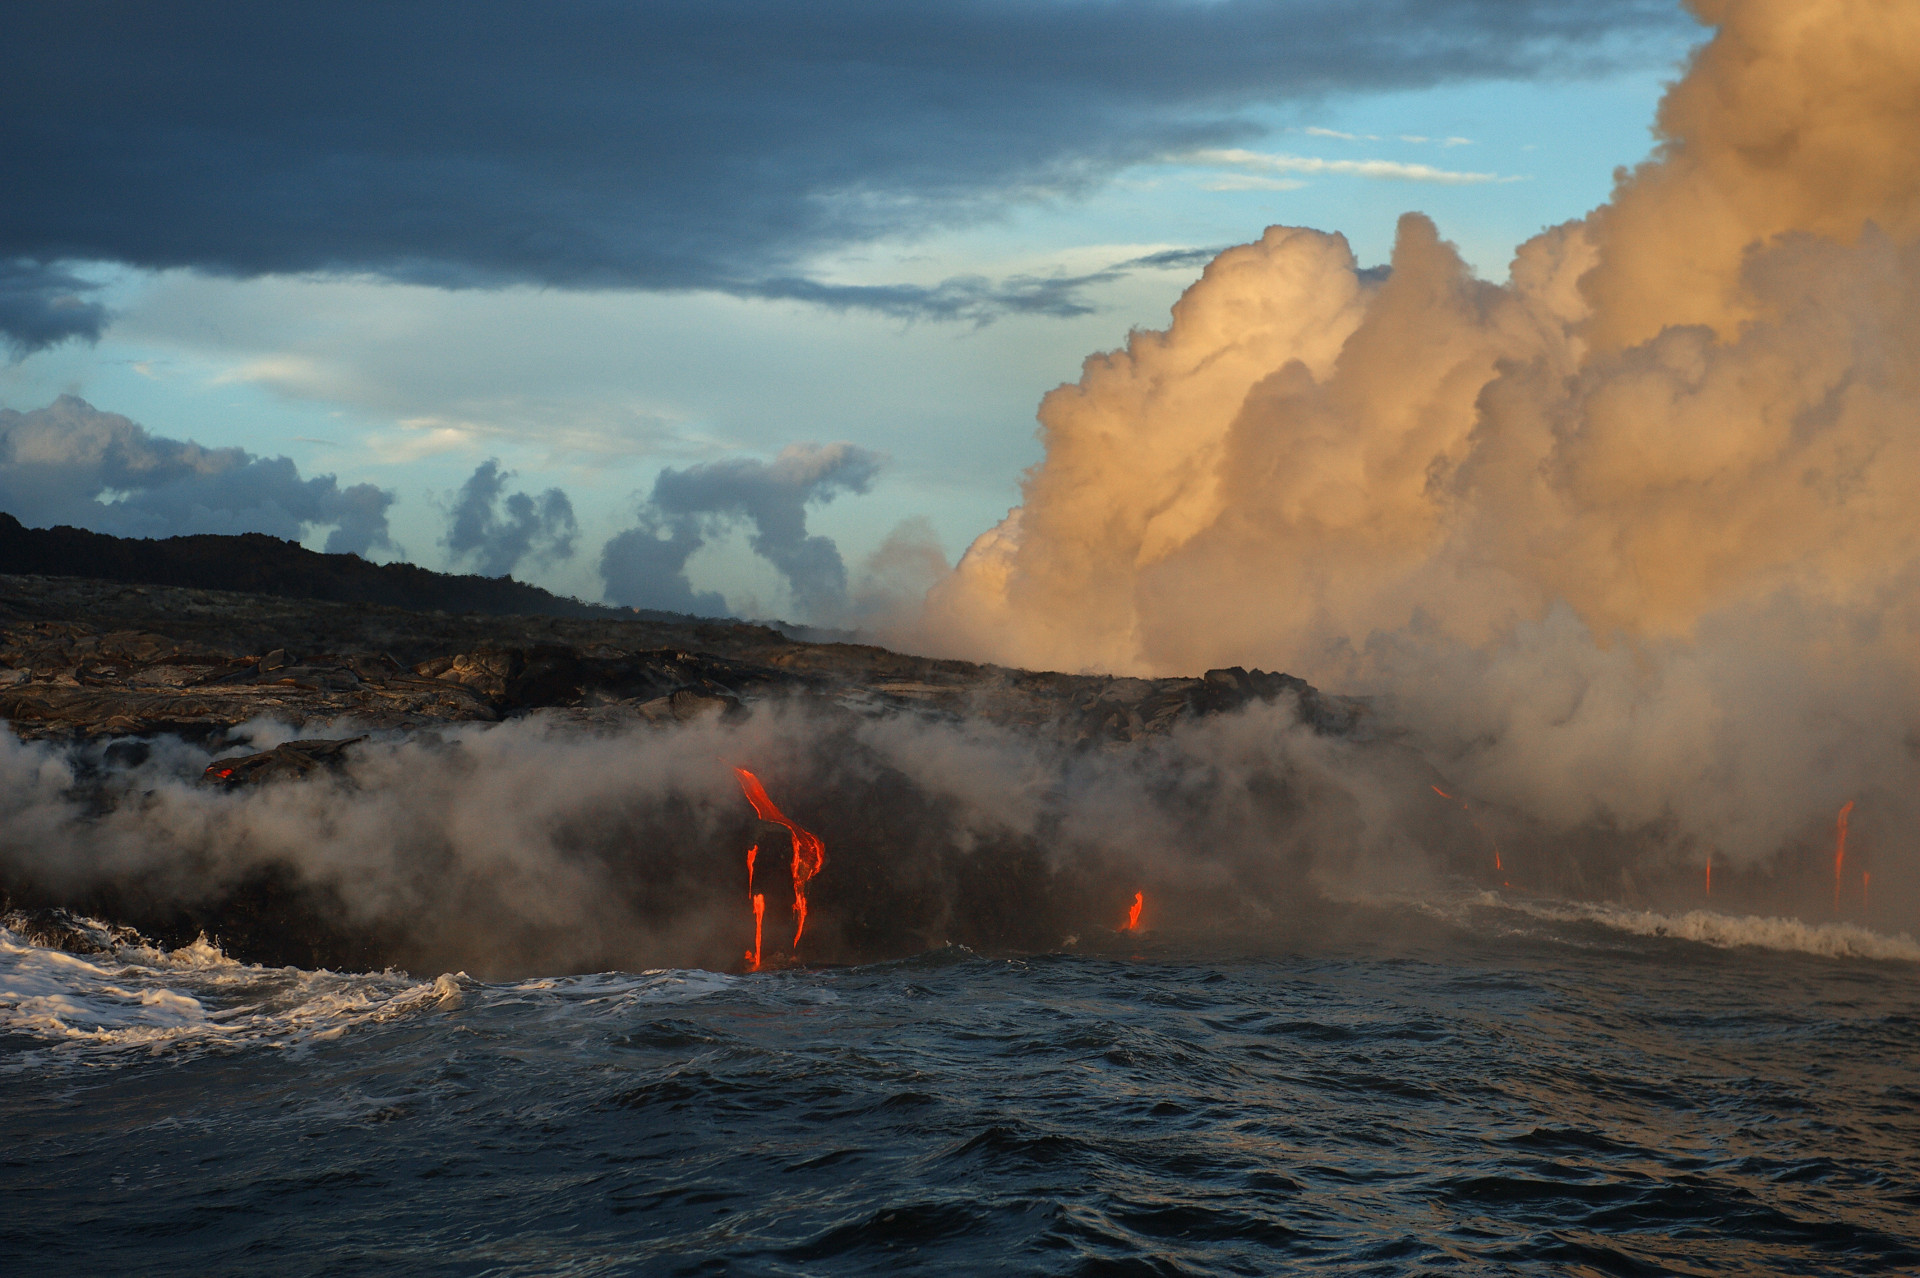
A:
[0,512,650,619]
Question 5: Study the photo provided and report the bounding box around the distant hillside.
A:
[0,512,672,620]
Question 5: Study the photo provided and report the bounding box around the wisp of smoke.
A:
[905,0,1920,926]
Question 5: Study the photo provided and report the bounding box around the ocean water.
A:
[3,896,1916,1276]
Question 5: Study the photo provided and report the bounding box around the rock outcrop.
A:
[0,568,1379,975]
[0,572,1362,752]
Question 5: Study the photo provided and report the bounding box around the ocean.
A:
[3,895,1916,1276]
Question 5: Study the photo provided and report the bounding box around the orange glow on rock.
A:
[734,766,827,953]
[1124,891,1144,932]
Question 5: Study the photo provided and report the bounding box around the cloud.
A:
[1190,148,1512,184]
[1199,175,1311,193]
[0,395,393,553]
[600,443,885,620]
[914,0,1920,896]
[0,259,107,357]
[0,1,1692,322]
[442,459,577,578]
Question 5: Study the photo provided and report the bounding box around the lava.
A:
[743,843,762,972]
[1124,891,1144,932]
[1432,784,1501,873]
[734,766,827,952]
[747,893,765,972]
[1705,855,1712,899]
[1834,800,1854,914]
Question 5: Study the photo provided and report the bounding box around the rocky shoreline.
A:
[0,571,1362,750]
[0,571,1376,974]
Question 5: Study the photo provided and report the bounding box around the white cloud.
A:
[1198,174,1310,192]
[1188,148,1514,185]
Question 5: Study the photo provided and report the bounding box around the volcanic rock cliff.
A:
[0,537,1386,975]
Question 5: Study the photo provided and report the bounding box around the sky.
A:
[0,0,1707,622]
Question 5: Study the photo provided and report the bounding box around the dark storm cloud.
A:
[0,396,394,554]
[443,459,578,579]
[1,0,1690,341]
[601,443,885,619]
[0,260,109,358]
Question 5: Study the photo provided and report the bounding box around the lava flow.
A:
[743,843,762,971]
[1432,785,1501,873]
[1124,891,1144,932]
[734,766,827,953]
[748,893,765,972]
[1834,800,1854,914]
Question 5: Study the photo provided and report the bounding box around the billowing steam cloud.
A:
[600,442,884,619]
[0,395,394,553]
[0,698,1454,977]
[915,0,1920,898]
[443,458,578,578]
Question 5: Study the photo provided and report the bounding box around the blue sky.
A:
[0,1,1706,620]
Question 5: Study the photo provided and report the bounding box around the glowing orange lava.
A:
[1124,891,1144,932]
[747,893,765,971]
[1705,856,1712,898]
[734,767,827,952]
[1834,800,1854,913]
[742,843,762,971]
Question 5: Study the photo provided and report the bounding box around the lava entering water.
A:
[734,767,827,953]
[748,893,765,972]
[1834,801,1854,914]
[1432,785,1501,873]
[743,844,762,972]
[1124,892,1144,932]
[1705,855,1712,899]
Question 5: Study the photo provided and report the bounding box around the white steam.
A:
[905,0,1920,921]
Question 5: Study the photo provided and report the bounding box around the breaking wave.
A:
[0,918,457,1061]
[0,914,757,1064]
[1461,893,1920,963]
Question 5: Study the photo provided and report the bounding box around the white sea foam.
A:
[1486,895,1920,963]
[0,919,464,1062]
[498,969,741,1024]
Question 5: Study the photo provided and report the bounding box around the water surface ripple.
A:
[3,904,1916,1275]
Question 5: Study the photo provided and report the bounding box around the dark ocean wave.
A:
[2,902,1917,1275]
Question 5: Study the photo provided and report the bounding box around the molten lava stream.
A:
[733,766,827,956]
[743,843,762,972]
[746,893,765,972]
[1123,891,1144,932]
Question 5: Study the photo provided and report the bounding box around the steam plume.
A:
[916,0,1920,913]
